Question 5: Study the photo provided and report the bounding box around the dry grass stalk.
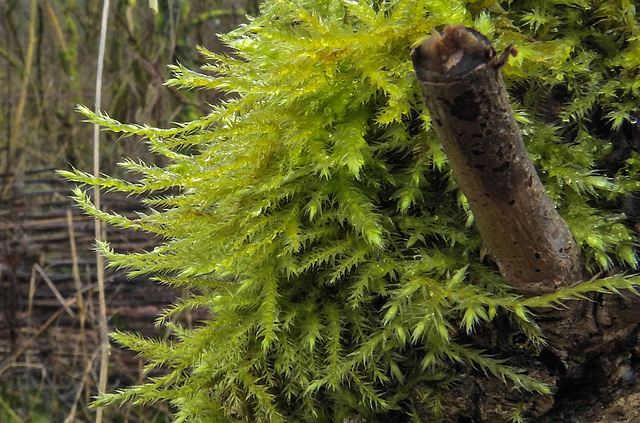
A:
[93,2,111,422]
[67,209,89,378]
[3,0,36,199]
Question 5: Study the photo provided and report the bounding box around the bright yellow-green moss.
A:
[63,0,640,421]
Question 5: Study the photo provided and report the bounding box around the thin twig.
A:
[67,209,89,370]
[34,263,76,318]
[27,264,36,329]
[66,208,90,422]
[64,348,100,423]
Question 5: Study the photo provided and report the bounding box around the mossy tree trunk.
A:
[411,25,640,422]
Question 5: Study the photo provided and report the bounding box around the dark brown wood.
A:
[411,25,582,296]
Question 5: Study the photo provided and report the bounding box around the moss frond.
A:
[67,0,640,420]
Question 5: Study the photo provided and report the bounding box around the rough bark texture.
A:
[411,25,581,296]
[411,25,640,422]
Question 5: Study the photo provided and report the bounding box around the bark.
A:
[411,25,640,422]
[411,25,581,296]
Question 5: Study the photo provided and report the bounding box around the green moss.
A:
[63,0,640,421]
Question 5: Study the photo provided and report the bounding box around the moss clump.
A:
[63,0,640,421]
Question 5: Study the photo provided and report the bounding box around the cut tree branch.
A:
[409,25,640,422]
[411,25,582,296]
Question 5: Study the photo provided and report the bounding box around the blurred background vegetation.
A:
[0,1,258,421]
[1,0,259,177]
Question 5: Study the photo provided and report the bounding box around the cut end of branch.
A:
[412,25,494,75]
[412,25,517,79]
